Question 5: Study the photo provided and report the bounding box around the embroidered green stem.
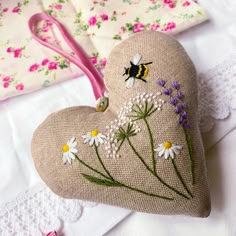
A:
[82,172,174,200]
[74,154,110,180]
[127,137,190,200]
[143,117,156,175]
[183,127,194,184]
[171,159,193,198]
[117,139,125,152]
[77,156,173,200]
[115,181,174,200]
[94,145,114,180]
[127,137,153,173]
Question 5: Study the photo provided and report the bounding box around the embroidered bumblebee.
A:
[123,53,152,88]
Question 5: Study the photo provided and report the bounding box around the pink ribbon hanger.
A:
[28,13,106,101]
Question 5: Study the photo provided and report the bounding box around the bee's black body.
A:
[124,61,152,82]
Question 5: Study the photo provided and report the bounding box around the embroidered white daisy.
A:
[154,141,182,159]
[82,129,106,146]
[61,137,78,164]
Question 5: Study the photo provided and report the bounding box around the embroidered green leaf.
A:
[81,174,122,187]
[130,102,157,121]
[116,123,137,142]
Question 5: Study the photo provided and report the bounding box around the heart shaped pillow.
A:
[31,31,211,217]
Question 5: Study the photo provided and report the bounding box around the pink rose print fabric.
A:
[0,0,207,100]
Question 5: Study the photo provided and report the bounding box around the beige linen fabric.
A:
[32,31,211,217]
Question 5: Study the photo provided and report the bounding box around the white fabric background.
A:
[1,0,236,235]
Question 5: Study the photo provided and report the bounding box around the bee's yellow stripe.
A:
[143,65,149,78]
[136,65,142,78]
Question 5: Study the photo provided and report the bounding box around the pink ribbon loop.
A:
[28,13,106,100]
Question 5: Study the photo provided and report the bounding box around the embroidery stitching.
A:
[123,53,152,88]
[61,83,195,199]
[74,135,174,200]
[61,137,77,164]
[157,79,194,184]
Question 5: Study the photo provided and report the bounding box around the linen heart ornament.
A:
[31,31,211,217]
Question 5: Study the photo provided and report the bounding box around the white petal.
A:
[70,141,77,148]
[99,134,106,139]
[70,148,78,154]
[68,137,76,145]
[169,149,174,159]
[95,137,100,147]
[164,150,169,159]
[63,153,69,163]
[67,156,72,164]
[63,153,67,159]
[83,137,90,144]
[89,137,94,146]
[173,146,181,155]
[97,136,104,144]
[177,145,182,150]
[158,148,165,157]
[155,146,162,152]
[173,149,180,155]
[82,133,90,139]
[69,152,75,160]
[63,156,67,164]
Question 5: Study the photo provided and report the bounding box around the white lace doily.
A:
[0,183,96,236]
[198,54,236,132]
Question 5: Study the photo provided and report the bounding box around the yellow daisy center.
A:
[163,141,172,150]
[62,144,70,153]
[91,129,99,137]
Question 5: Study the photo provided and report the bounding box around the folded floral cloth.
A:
[0,0,208,101]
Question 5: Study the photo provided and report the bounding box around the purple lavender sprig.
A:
[156,79,190,129]
[157,78,194,184]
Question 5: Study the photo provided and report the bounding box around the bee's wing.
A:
[132,53,142,65]
[126,77,135,89]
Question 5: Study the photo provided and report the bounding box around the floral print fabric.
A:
[0,0,207,100]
